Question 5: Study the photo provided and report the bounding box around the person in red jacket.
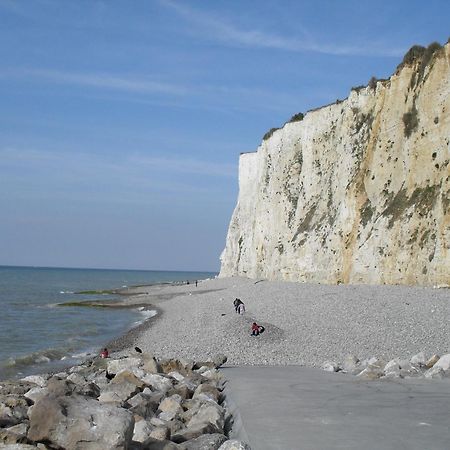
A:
[251,322,265,336]
[100,348,109,358]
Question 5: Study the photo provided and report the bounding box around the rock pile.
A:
[322,352,450,380]
[0,353,250,449]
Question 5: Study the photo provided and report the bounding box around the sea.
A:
[0,265,216,380]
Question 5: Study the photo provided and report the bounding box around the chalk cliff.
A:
[220,42,450,285]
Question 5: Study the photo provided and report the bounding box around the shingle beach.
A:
[113,277,450,366]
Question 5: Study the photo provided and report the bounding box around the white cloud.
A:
[160,0,404,57]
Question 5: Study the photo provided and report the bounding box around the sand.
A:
[111,277,450,366]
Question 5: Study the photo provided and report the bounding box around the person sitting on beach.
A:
[100,348,109,358]
[234,298,245,314]
[251,322,265,336]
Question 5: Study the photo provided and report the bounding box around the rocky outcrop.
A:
[0,354,248,449]
[220,42,450,285]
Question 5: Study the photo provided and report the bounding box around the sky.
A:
[0,0,448,272]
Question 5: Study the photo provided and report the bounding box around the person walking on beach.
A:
[234,298,245,314]
[251,322,265,336]
[100,348,109,358]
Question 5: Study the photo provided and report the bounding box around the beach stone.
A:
[0,444,38,449]
[425,366,445,379]
[142,374,174,393]
[24,386,47,404]
[218,439,251,450]
[0,429,32,445]
[432,354,450,371]
[159,359,193,377]
[171,422,219,443]
[20,375,47,388]
[0,395,29,427]
[187,402,224,432]
[168,371,185,382]
[139,437,182,449]
[107,356,142,375]
[193,384,220,403]
[179,374,204,392]
[342,355,359,373]
[142,354,161,374]
[150,426,170,441]
[201,369,223,382]
[165,418,185,435]
[28,393,134,449]
[384,358,400,371]
[212,354,227,368]
[128,392,161,418]
[133,418,154,443]
[159,394,182,413]
[150,417,168,427]
[322,361,339,372]
[111,369,146,388]
[180,433,227,450]
[0,382,37,396]
[410,352,427,367]
[99,380,140,404]
[356,362,384,380]
[425,354,440,368]
[168,383,191,400]
[158,406,183,422]
[6,423,29,436]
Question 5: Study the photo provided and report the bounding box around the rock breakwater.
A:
[0,352,250,450]
[322,351,450,380]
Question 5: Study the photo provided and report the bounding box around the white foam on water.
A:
[133,309,157,325]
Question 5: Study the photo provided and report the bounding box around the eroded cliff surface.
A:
[220,43,450,285]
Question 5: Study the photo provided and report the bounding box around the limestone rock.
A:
[321,361,339,372]
[133,418,154,443]
[342,355,359,373]
[187,402,224,433]
[172,422,219,443]
[193,384,220,403]
[128,392,161,419]
[0,382,37,396]
[20,375,47,388]
[219,43,450,286]
[218,440,251,450]
[139,437,182,449]
[98,380,140,404]
[0,395,29,427]
[180,433,227,450]
[432,353,450,371]
[142,373,174,393]
[107,357,142,375]
[28,393,134,449]
[410,352,427,367]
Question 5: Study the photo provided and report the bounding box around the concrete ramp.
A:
[222,366,450,450]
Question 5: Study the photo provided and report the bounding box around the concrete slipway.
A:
[222,366,450,450]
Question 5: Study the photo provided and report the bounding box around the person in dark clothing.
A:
[251,322,265,336]
[233,298,245,314]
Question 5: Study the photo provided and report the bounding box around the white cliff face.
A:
[220,43,450,285]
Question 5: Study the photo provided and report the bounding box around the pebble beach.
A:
[111,277,450,366]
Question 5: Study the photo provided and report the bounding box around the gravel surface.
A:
[118,277,450,366]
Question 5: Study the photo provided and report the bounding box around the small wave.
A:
[4,347,66,369]
[132,309,157,326]
[59,291,74,294]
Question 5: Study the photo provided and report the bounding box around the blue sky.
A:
[0,0,448,271]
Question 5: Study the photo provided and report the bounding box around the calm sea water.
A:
[0,266,216,380]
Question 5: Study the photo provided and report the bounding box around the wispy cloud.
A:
[160,0,404,57]
[0,68,188,96]
[0,147,237,202]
